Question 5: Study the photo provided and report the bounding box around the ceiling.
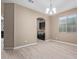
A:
[2,0,77,15]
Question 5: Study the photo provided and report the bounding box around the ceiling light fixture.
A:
[46,0,56,15]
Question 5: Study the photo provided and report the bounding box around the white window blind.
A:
[59,14,77,32]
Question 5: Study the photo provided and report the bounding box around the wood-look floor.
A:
[1,40,77,59]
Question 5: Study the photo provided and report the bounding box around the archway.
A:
[37,18,45,40]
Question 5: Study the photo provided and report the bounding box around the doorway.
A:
[37,18,45,40]
[1,16,4,49]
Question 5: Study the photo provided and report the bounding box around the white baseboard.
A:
[14,42,37,49]
[52,40,77,46]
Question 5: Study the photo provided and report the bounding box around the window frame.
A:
[59,14,77,32]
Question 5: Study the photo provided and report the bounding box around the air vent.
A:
[28,0,34,3]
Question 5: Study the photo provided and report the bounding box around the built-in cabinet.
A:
[37,18,45,40]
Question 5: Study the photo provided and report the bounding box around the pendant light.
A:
[46,0,56,15]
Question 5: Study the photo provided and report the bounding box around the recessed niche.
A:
[37,18,45,40]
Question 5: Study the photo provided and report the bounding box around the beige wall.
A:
[1,3,4,17]
[50,8,77,44]
[3,3,50,48]
[4,3,14,49]
[14,4,51,47]
[2,3,77,49]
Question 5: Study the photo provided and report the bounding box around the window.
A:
[59,14,77,32]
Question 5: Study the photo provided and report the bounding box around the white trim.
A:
[52,40,77,46]
[1,39,4,49]
[14,43,37,49]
